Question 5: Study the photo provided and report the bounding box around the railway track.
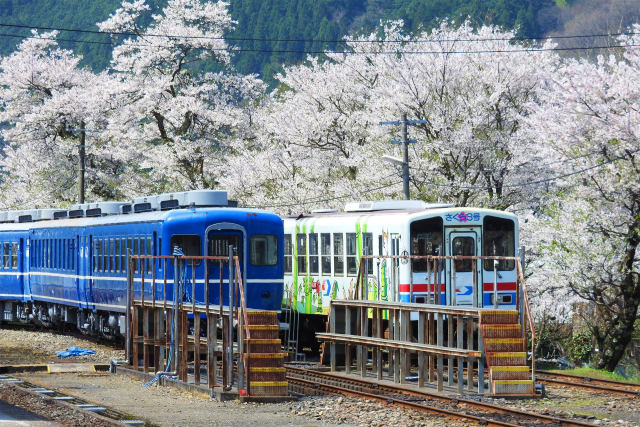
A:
[286,366,595,426]
[0,373,143,425]
[537,370,640,398]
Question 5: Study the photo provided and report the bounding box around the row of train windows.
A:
[93,236,155,274]
[1,241,19,270]
[31,239,74,270]
[284,233,373,276]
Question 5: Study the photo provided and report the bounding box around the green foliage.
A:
[567,332,594,365]
[0,0,561,81]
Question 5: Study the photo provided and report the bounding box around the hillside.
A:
[0,0,639,83]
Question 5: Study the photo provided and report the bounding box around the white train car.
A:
[283,200,519,331]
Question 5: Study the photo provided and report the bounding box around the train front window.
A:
[483,216,515,271]
[250,235,277,266]
[172,234,202,266]
[452,237,474,272]
[410,217,443,272]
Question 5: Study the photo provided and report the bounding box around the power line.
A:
[407,147,640,190]
[0,30,637,55]
[0,21,638,45]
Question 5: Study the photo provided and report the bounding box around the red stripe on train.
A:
[398,282,517,293]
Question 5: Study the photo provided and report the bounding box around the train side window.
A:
[11,242,17,269]
[284,234,292,274]
[363,232,373,275]
[121,239,127,273]
[146,236,152,273]
[250,235,278,266]
[110,238,115,273]
[114,238,120,273]
[346,233,357,276]
[309,233,318,274]
[171,235,201,266]
[333,233,344,276]
[321,233,331,275]
[93,239,98,272]
[2,242,7,269]
[133,237,139,272]
[296,234,306,274]
[483,216,515,271]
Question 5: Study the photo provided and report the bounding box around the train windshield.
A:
[482,216,515,271]
[410,217,443,272]
[250,234,277,266]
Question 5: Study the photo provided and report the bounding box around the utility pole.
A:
[380,114,427,200]
[78,121,86,204]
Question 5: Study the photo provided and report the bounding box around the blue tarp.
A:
[56,347,96,358]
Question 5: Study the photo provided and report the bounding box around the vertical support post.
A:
[194,311,201,386]
[154,308,164,372]
[428,311,434,383]
[207,312,218,388]
[179,310,188,382]
[456,314,463,394]
[418,311,425,387]
[436,253,442,305]
[493,260,499,309]
[401,112,410,200]
[478,330,485,394]
[126,251,132,364]
[448,313,454,386]
[437,313,443,392]
[376,307,383,380]
[227,247,234,390]
[345,306,352,375]
[393,309,401,383]
[330,304,336,372]
[172,256,180,374]
[143,307,150,372]
[77,121,85,204]
[400,309,409,384]
[472,259,477,308]
[467,316,474,392]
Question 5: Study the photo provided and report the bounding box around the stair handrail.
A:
[515,259,536,382]
[234,256,251,396]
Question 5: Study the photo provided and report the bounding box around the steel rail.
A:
[537,371,640,398]
[287,366,596,427]
[287,375,519,426]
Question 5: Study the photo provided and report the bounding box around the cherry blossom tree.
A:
[0,31,120,208]
[228,21,561,213]
[98,0,265,195]
[526,26,640,370]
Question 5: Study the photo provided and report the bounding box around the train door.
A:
[80,235,94,309]
[204,225,246,306]
[20,238,29,302]
[445,227,482,307]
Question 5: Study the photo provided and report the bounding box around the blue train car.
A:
[0,191,283,336]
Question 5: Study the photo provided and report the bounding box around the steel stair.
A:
[480,310,534,396]
[245,311,288,397]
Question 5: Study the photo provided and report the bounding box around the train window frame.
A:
[120,238,127,273]
[320,233,331,275]
[114,238,120,273]
[133,237,139,272]
[296,234,306,274]
[410,217,444,273]
[249,234,278,266]
[93,239,98,273]
[11,241,17,270]
[308,233,318,274]
[346,233,357,276]
[284,234,292,274]
[482,216,515,271]
[333,233,344,276]
[146,236,152,273]
[362,232,373,275]
[170,234,202,266]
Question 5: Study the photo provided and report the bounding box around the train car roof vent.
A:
[68,209,84,218]
[174,190,228,208]
[134,202,152,213]
[18,212,34,223]
[33,209,65,221]
[132,195,159,212]
[120,204,132,214]
[85,208,102,217]
[53,211,68,220]
[160,199,179,211]
[344,200,450,212]
[8,211,26,223]
[86,202,128,216]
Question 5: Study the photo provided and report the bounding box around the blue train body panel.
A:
[0,206,284,317]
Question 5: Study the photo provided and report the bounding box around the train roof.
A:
[0,190,279,233]
[287,200,517,221]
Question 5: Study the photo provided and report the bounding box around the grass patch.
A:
[545,367,640,384]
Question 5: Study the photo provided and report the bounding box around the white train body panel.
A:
[283,204,519,315]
